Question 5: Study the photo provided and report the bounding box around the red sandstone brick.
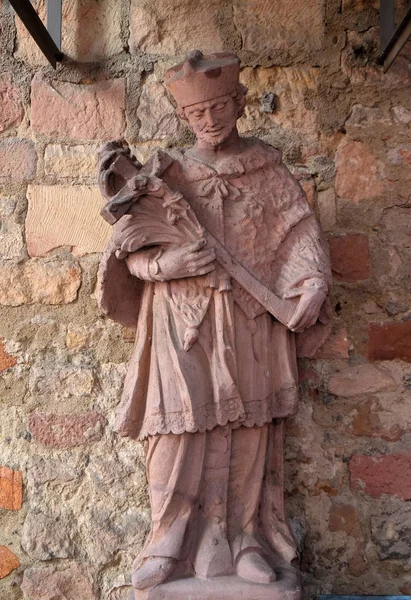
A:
[350,453,411,499]
[329,234,370,282]
[0,73,23,133]
[315,327,350,359]
[28,412,105,449]
[328,364,394,397]
[329,503,361,537]
[351,398,404,442]
[0,546,20,579]
[31,78,126,140]
[367,321,411,363]
[0,339,17,372]
[0,139,37,182]
[0,466,23,510]
[335,140,383,201]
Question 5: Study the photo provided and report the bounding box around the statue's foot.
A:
[132,557,176,590]
[236,552,276,584]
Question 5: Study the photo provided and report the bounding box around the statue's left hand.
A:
[287,287,327,333]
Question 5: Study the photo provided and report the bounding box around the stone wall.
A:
[0,1,410,598]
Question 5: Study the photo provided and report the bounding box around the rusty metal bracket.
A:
[8,0,63,68]
[379,0,411,72]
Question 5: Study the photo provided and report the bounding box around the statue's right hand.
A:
[157,239,216,281]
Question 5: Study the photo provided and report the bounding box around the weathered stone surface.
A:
[367,321,411,363]
[15,0,122,65]
[239,67,319,135]
[0,466,22,510]
[345,104,391,130]
[0,259,81,306]
[136,79,182,141]
[0,139,37,182]
[26,185,111,257]
[335,141,383,201]
[350,398,405,442]
[328,364,395,397]
[371,505,411,560]
[0,340,17,372]
[21,564,96,600]
[329,233,370,282]
[0,221,24,260]
[233,0,324,58]
[29,412,104,448]
[0,197,17,218]
[387,143,411,165]
[31,78,126,140]
[391,105,411,124]
[29,364,95,398]
[0,546,20,579]
[317,188,336,232]
[44,145,98,177]
[314,328,350,359]
[329,503,361,537]
[350,453,411,499]
[0,73,23,133]
[129,0,224,56]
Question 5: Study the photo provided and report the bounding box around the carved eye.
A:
[192,111,204,119]
[213,103,226,111]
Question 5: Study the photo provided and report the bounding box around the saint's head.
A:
[164,50,247,147]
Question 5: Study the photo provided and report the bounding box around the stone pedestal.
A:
[132,566,301,600]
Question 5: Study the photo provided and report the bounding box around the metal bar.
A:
[8,0,63,68]
[47,0,62,50]
[381,5,411,71]
[380,0,396,52]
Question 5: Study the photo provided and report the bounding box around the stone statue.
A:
[97,50,331,599]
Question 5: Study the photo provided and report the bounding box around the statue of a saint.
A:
[97,50,331,598]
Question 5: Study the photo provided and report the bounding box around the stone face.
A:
[317,188,336,232]
[26,185,111,257]
[351,398,405,442]
[0,466,22,510]
[314,328,349,359]
[0,259,81,306]
[0,221,25,261]
[329,503,361,537]
[21,564,96,600]
[136,80,182,142]
[129,0,224,56]
[0,73,23,133]
[0,546,20,579]
[0,139,37,182]
[329,234,370,282]
[367,321,411,362]
[328,364,395,397]
[15,0,122,65]
[28,412,105,449]
[0,340,17,372]
[29,364,95,398]
[31,78,126,140]
[335,141,383,201]
[44,145,98,177]
[233,0,324,59]
[350,453,411,499]
[371,505,411,560]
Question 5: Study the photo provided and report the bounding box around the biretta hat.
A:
[164,50,240,109]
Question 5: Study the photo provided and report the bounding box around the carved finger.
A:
[186,239,206,252]
[192,255,216,269]
[187,249,215,262]
[194,264,216,276]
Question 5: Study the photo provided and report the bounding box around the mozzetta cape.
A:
[97,138,332,441]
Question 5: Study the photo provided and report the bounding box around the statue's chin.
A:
[198,129,233,147]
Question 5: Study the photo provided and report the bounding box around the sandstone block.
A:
[0,73,23,133]
[28,412,105,448]
[328,364,395,397]
[21,564,96,600]
[387,143,411,166]
[0,139,37,182]
[26,185,111,257]
[233,0,324,59]
[31,78,126,140]
[335,141,383,201]
[350,453,411,499]
[317,188,336,232]
[0,340,17,372]
[0,466,22,510]
[136,79,182,142]
[314,327,350,359]
[0,259,81,306]
[29,364,95,398]
[129,0,224,56]
[351,398,404,442]
[372,505,411,560]
[0,221,24,260]
[44,145,98,177]
[367,321,411,363]
[15,0,122,65]
[329,503,361,537]
[391,105,411,124]
[0,546,20,579]
[329,233,370,282]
